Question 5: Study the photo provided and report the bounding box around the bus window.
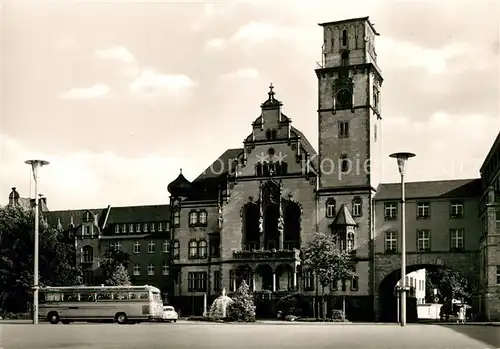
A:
[97,293,113,301]
[65,292,80,302]
[43,292,63,302]
[138,292,149,300]
[151,292,161,302]
[115,291,128,300]
[80,292,96,302]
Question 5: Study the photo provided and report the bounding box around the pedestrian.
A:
[458,305,465,324]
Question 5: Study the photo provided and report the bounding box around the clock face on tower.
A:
[336,89,352,109]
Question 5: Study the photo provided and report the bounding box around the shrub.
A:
[226,281,256,322]
[276,292,307,318]
[331,309,347,322]
[187,315,216,322]
[4,312,31,320]
[207,295,233,320]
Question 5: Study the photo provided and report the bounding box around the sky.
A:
[1,0,499,210]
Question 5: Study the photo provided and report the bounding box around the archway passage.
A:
[264,204,279,250]
[378,264,473,323]
[283,202,301,250]
[243,203,260,250]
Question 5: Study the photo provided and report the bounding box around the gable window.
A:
[417,229,431,252]
[84,226,91,236]
[326,199,336,217]
[189,211,198,226]
[158,222,163,231]
[303,270,314,291]
[162,240,170,253]
[133,264,140,276]
[340,154,349,173]
[148,240,155,253]
[385,231,397,253]
[384,203,397,220]
[136,223,141,232]
[133,241,140,254]
[129,224,134,233]
[173,240,180,260]
[150,223,155,232]
[198,240,208,259]
[417,202,430,219]
[114,225,120,234]
[199,211,208,225]
[147,263,154,276]
[122,224,127,233]
[450,202,464,218]
[450,229,464,251]
[162,263,169,276]
[352,197,362,217]
[338,121,349,138]
[188,240,198,259]
[173,211,180,227]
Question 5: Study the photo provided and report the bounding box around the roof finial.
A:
[180,168,182,175]
[268,83,275,100]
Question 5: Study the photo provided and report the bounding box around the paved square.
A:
[0,322,498,349]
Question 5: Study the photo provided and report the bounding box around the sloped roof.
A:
[374,178,482,201]
[331,204,357,226]
[194,148,242,182]
[105,205,171,224]
[44,208,107,229]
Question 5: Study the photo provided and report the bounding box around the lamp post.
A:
[389,152,415,327]
[25,159,50,325]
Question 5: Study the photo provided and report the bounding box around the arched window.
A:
[189,211,198,226]
[81,246,93,264]
[198,240,207,258]
[173,240,180,260]
[341,29,348,47]
[199,211,208,225]
[188,240,198,259]
[326,198,336,217]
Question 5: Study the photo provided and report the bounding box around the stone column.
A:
[251,276,255,292]
[232,277,237,292]
[293,268,297,290]
[272,272,276,292]
[203,293,207,316]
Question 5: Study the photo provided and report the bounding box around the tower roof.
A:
[9,187,19,199]
[331,204,357,227]
[260,83,283,108]
[167,169,192,197]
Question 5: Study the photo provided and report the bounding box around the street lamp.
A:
[25,159,50,325]
[389,152,415,327]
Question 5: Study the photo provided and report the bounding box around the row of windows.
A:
[42,291,150,302]
[132,263,169,276]
[303,270,359,292]
[255,161,288,177]
[326,198,362,218]
[399,276,425,291]
[114,222,169,234]
[384,201,465,220]
[384,228,465,253]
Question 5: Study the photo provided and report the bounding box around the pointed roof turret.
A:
[9,187,20,200]
[330,204,357,227]
[167,168,192,197]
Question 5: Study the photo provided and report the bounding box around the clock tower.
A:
[316,17,383,191]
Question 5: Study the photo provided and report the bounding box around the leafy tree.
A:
[99,248,130,284]
[302,232,356,318]
[425,267,470,304]
[105,264,132,286]
[0,205,81,314]
[227,281,256,322]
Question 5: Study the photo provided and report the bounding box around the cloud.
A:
[205,38,227,50]
[55,36,77,50]
[95,46,136,65]
[378,37,469,74]
[0,135,201,210]
[222,67,260,79]
[129,70,195,95]
[58,83,111,99]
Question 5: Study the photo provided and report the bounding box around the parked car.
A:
[162,306,178,322]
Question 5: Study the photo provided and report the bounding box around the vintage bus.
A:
[39,285,164,324]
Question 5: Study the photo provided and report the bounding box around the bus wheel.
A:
[115,313,127,325]
[47,312,59,324]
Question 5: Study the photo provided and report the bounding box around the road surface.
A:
[0,321,498,349]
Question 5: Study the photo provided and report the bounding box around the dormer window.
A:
[129,224,134,233]
[114,225,120,234]
[122,224,127,233]
[150,222,155,232]
[158,222,163,231]
[136,223,141,232]
[143,223,148,232]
